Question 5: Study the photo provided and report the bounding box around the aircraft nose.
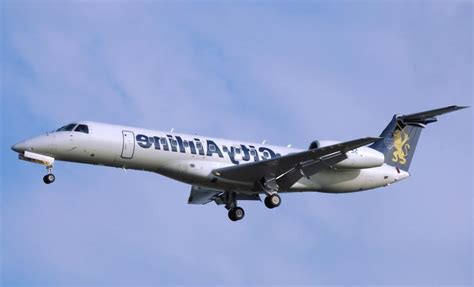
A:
[11,141,27,153]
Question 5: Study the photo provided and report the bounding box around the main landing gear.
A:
[228,207,245,221]
[224,176,283,221]
[43,166,55,184]
[264,193,281,209]
[223,192,282,221]
[225,192,245,222]
[260,176,282,209]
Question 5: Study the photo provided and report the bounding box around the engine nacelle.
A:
[309,140,385,169]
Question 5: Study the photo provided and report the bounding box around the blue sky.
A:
[1,1,472,286]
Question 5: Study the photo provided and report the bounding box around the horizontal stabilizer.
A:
[398,105,468,125]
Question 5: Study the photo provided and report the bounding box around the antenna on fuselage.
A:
[170,128,174,133]
[262,140,266,144]
[287,144,292,148]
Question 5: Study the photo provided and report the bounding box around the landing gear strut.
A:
[259,177,282,209]
[43,166,55,184]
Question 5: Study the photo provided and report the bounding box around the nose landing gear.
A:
[43,166,55,184]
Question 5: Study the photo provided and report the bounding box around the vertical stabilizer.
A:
[370,105,468,171]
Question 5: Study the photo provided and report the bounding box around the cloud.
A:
[1,1,472,286]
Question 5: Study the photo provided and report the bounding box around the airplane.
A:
[11,105,467,221]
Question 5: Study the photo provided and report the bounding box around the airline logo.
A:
[135,134,281,164]
[391,128,410,165]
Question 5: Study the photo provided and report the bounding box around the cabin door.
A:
[121,130,135,159]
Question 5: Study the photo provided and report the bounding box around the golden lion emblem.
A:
[392,128,410,164]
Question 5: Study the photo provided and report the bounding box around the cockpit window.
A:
[74,124,89,134]
[56,123,77,132]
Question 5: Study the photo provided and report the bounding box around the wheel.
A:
[228,207,245,221]
[43,174,55,184]
[264,194,281,209]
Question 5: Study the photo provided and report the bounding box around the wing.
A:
[187,186,260,205]
[187,186,222,205]
[212,137,380,191]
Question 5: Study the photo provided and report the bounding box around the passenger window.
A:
[57,123,77,132]
[74,124,89,134]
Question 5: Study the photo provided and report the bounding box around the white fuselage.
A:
[13,121,409,193]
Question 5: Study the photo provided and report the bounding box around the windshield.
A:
[74,124,89,134]
[56,123,77,132]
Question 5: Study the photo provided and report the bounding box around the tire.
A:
[264,196,273,208]
[264,194,281,209]
[228,207,245,221]
[43,174,55,184]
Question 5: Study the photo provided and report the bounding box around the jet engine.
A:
[309,140,385,169]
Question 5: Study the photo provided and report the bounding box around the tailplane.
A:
[370,105,468,171]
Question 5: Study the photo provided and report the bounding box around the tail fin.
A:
[370,105,468,171]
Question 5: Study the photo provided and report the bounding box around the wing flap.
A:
[276,153,348,190]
